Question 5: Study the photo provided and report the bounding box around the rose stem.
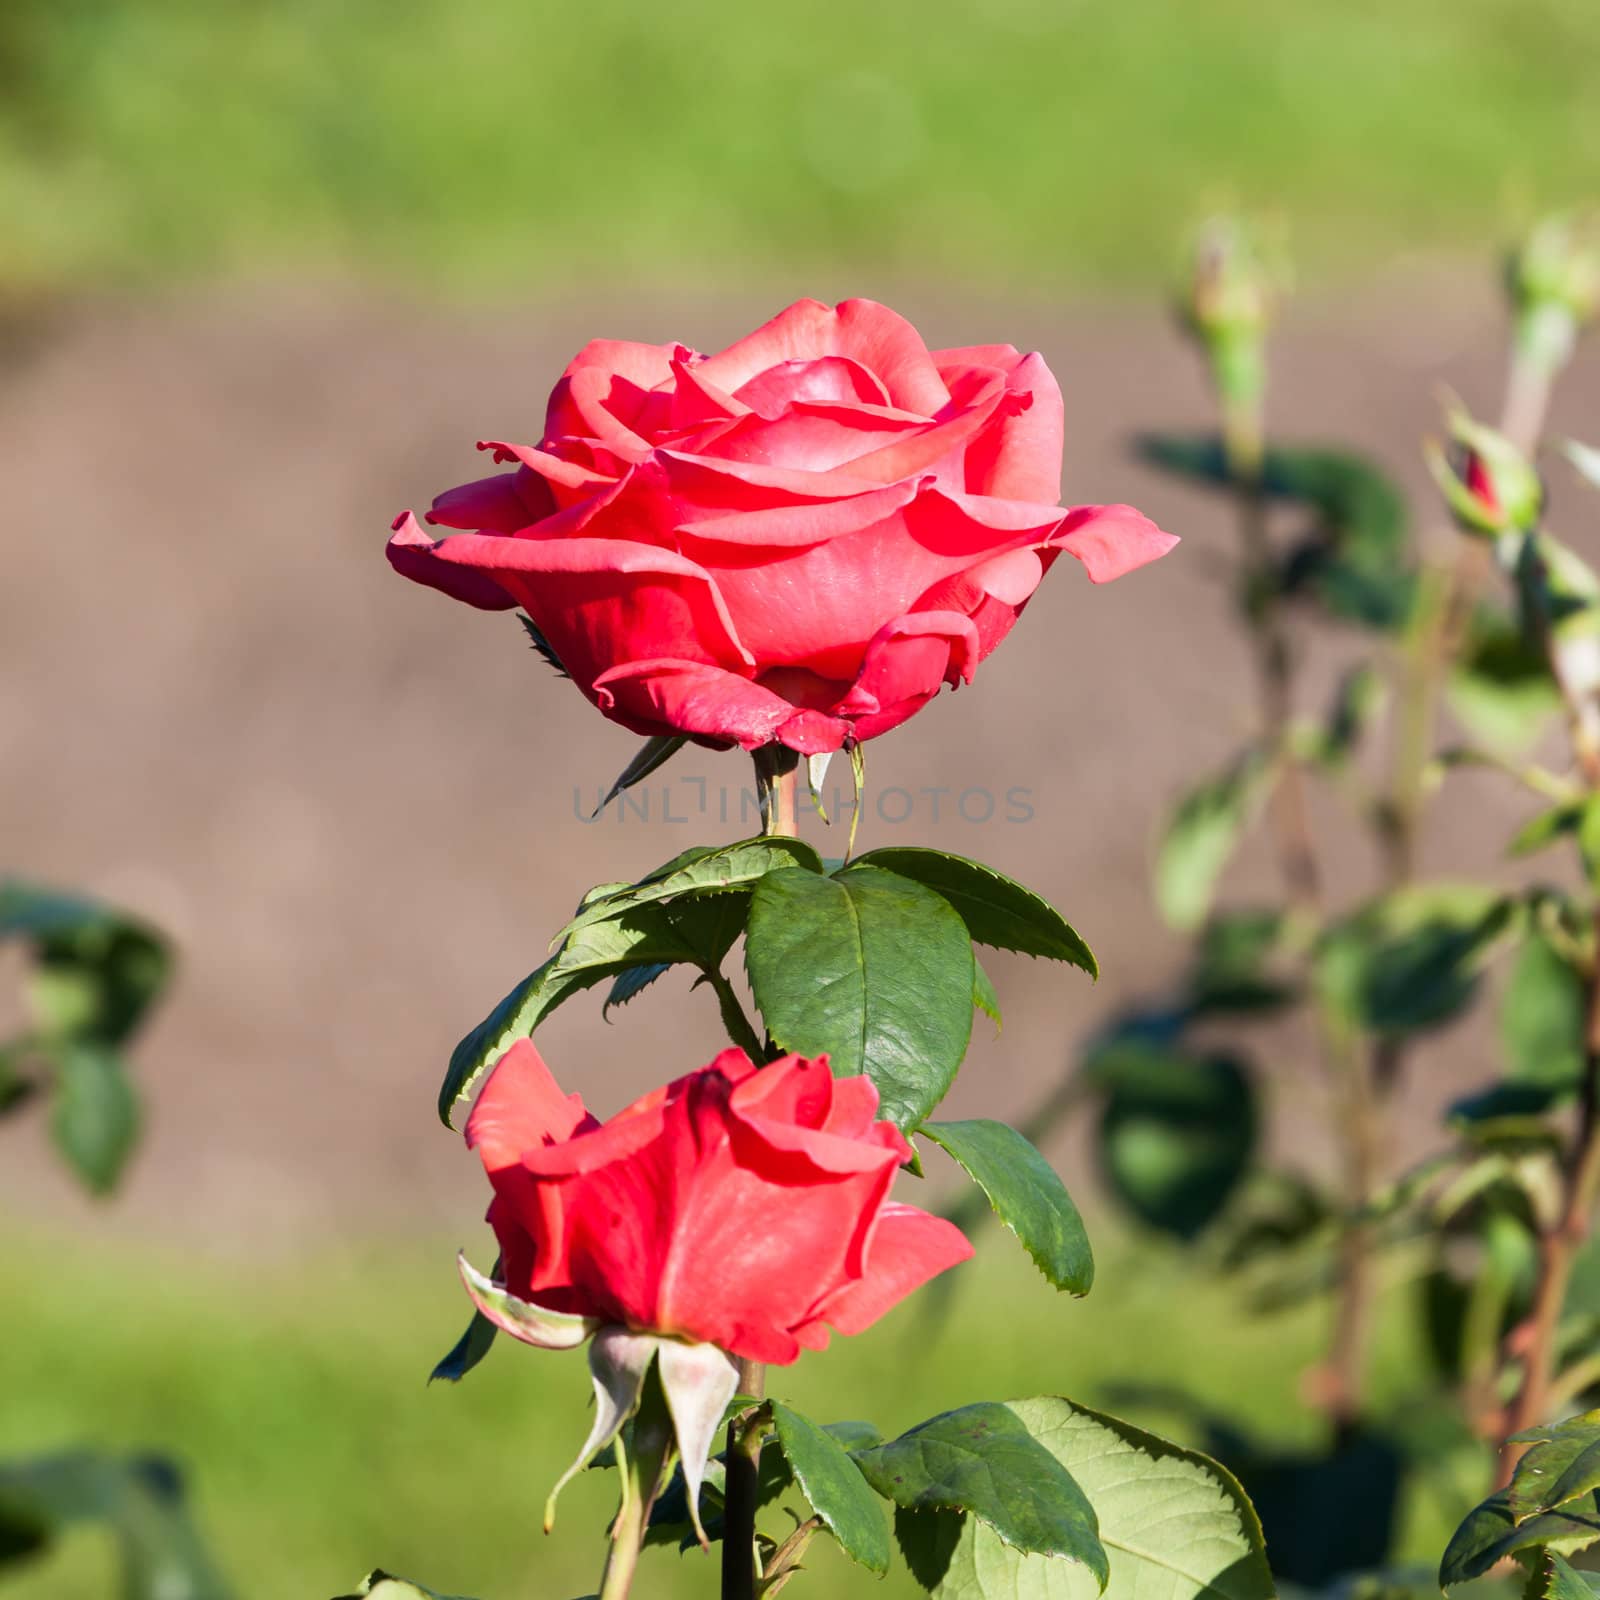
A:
[722,743,801,1600]
[1370,311,1571,1446]
[1489,545,1600,1485]
[597,1362,676,1600]
[1218,365,1384,1441]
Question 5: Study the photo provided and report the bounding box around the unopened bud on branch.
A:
[1506,212,1600,379]
[1425,404,1543,539]
[1178,216,1287,432]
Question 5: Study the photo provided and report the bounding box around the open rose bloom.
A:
[390,298,1177,753]
[458,1042,970,1532]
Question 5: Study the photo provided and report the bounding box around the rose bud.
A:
[456,1042,970,1538]
[389,298,1176,754]
[1176,215,1286,423]
[1425,406,1543,539]
[1507,212,1600,348]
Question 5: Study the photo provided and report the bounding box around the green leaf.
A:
[973,959,1002,1031]
[429,1309,497,1385]
[1439,1488,1600,1586]
[769,1402,890,1574]
[1154,753,1270,933]
[602,962,672,1015]
[1088,1043,1257,1241]
[644,1432,792,1550]
[1508,1428,1600,1520]
[1318,662,1387,767]
[0,880,173,1049]
[848,848,1095,975]
[1510,1410,1600,1446]
[440,907,704,1126]
[1316,883,1520,1038]
[0,1451,233,1600]
[854,1403,1105,1581]
[1542,1552,1600,1600]
[1135,435,1412,630]
[744,865,975,1129]
[1533,1438,1600,1518]
[590,734,688,818]
[922,1120,1093,1295]
[50,1042,139,1195]
[560,836,822,940]
[1501,933,1585,1093]
[894,1397,1272,1600]
[441,870,767,1126]
[1512,800,1588,858]
[1187,909,1294,1016]
[825,1420,884,1452]
[1449,609,1562,754]
[334,1573,478,1600]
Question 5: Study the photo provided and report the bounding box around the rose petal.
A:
[840,609,981,713]
[930,343,1023,377]
[402,530,758,693]
[959,351,1064,502]
[701,403,930,475]
[466,1038,593,1173]
[561,338,692,388]
[426,470,554,533]
[544,366,655,459]
[729,1057,903,1181]
[696,298,950,416]
[840,371,1011,488]
[656,447,889,505]
[693,299,842,392]
[1046,502,1181,583]
[591,658,833,751]
[476,439,618,500]
[676,477,926,551]
[734,355,893,416]
[386,511,518,611]
[829,299,952,416]
[667,358,751,431]
[797,1204,972,1338]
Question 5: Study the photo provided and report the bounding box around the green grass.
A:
[1,1224,1476,1599]
[1,0,1598,296]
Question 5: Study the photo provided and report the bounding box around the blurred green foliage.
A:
[1,0,1597,294]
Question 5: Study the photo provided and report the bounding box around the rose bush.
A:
[461,1040,970,1365]
[390,296,1177,752]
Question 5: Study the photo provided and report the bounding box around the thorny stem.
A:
[1343,306,1573,1444]
[722,1364,769,1600]
[760,1516,822,1597]
[724,744,799,1600]
[1492,534,1600,1481]
[1220,400,1384,1438]
[1320,1016,1381,1441]
[1224,407,1323,917]
[1494,904,1600,1485]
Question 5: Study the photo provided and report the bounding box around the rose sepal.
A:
[458,1253,738,1544]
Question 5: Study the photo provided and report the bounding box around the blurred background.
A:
[4,0,1600,1595]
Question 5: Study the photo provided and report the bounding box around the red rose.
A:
[390,298,1177,753]
[461,1041,970,1366]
